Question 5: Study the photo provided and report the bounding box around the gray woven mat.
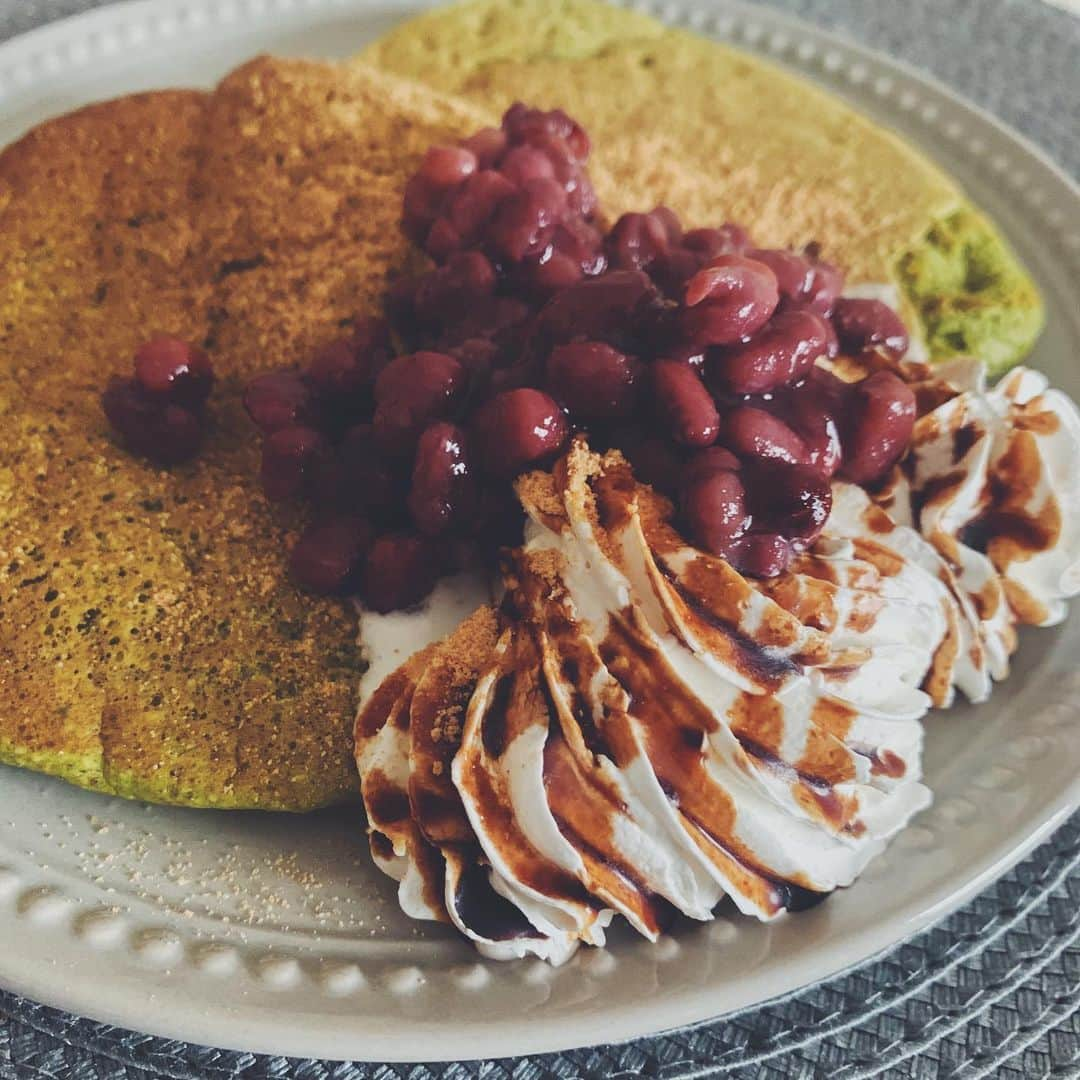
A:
[1,1,1078,1077]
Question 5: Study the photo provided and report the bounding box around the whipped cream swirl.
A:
[354,357,1080,963]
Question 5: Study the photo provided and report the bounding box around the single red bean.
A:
[460,127,507,169]
[407,422,474,536]
[803,258,844,316]
[419,145,478,189]
[782,392,843,477]
[134,336,213,409]
[372,351,465,456]
[839,370,917,485]
[746,248,813,303]
[680,447,742,491]
[681,470,751,555]
[722,406,809,466]
[289,514,373,595]
[487,178,566,261]
[728,532,793,577]
[260,425,331,502]
[360,533,442,613]
[546,341,638,420]
[683,224,749,257]
[471,388,569,477]
[446,169,517,245]
[752,463,833,541]
[831,297,910,358]
[499,144,557,187]
[652,359,721,448]
[682,255,780,346]
[606,211,671,271]
[244,370,317,433]
[710,308,831,395]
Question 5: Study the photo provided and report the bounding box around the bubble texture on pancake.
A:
[362,0,1043,372]
[0,58,488,809]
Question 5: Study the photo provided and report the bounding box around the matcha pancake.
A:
[363,0,1044,373]
[0,58,487,809]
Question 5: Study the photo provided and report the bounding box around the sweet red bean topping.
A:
[832,297,910,358]
[652,359,721,448]
[408,422,474,536]
[471,388,569,476]
[682,255,780,346]
[710,307,831,395]
[546,341,638,420]
[289,515,373,595]
[236,103,924,607]
[839,370,917,485]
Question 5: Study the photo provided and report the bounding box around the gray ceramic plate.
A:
[0,0,1078,1063]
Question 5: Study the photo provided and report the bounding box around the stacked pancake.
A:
[0,0,1053,813]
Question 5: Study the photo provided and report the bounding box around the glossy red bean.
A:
[803,258,844,316]
[488,178,566,261]
[419,145,478,189]
[831,297,910,358]
[683,224,749,257]
[470,388,569,477]
[360,533,442,613]
[681,255,780,346]
[710,308,831,395]
[728,532,793,577]
[681,470,751,555]
[746,248,813,303]
[243,370,318,433]
[407,422,474,536]
[460,127,507,169]
[446,169,517,245]
[372,351,465,456]
[103,377,203,464]
[652,359,721,447]
[289,515,373,594]
[680,446,742,490]
[649,248,702,298]
[500,144,557,186]
[546,341,638,420]
[783,392,843,477]
[260,426,330,502]
[133,336,213,409]
[839,370,917,485]
[722,406,808,466]
[606,211,671,271]
[753,463,832,541]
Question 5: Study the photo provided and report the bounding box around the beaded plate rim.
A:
[0,0,1078,1063]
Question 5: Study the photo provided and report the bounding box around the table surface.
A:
[0,1,1078,1078]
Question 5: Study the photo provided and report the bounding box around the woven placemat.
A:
[1,1,1078,1076]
